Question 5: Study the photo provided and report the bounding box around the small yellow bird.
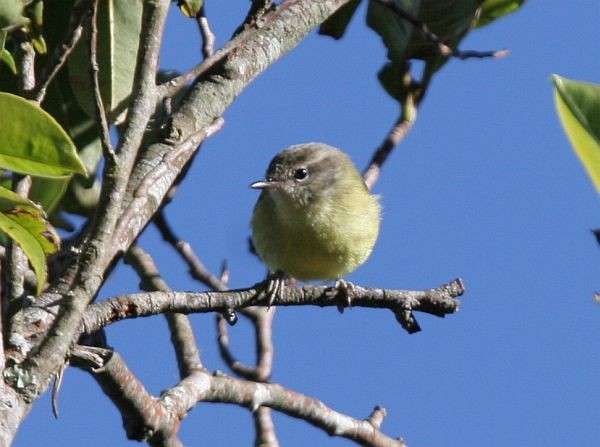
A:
[250,143,381,295]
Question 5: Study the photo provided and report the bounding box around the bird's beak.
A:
[249,178,278,189]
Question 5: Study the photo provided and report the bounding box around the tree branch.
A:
[364,86,418,190]
[162,370,406,447]
[124,245,203,377]
[154,209,278,441]
[71,346,181,445]
[153,211,228,292]
[81,279,465,335]
[217,307,275,382]
[73,344,402,446]
[197,6,216,59]
[8,0,172,405]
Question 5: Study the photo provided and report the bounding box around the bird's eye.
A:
[293,168,309,181]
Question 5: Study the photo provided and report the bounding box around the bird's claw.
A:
[261,271,287,308]
[327,279,355,313]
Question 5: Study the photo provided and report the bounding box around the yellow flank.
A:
[251,143,381,282]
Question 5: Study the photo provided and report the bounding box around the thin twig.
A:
[365,406,388,430]
[254,407,279,447]
[217,307,275,381]
[89,0,115,160]
[32,0,93,104]
[197,6,215,59]
[124,245,203,376]
[364,90,418,190]
[156,32,245,99]
[51,362,67,418]
[233,0,276,36]
[153,211,228,291]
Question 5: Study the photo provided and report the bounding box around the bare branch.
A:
[124,245,203,376]
[233,0,276,36]
[363,90,418,190]
[13,0,173,405]
[154,209,278,440]
[31,0,93,104]
[16,33,35,92]
[153,211,228,291]
[162,370,407,447]
[217,307,275,382]
[115,117,224,251]
[2,175,33,370]
[73,345,401,446]
[71,346,180,444]
[254,406,280,447]
[81,279,465,335]
[366,406,388,430]
[197,7,215,59]
[89,0,115,160]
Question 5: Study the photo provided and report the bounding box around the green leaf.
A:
[51,137,103,216]
[24,0,46,54]
[552,74,600,193]
[0,29,16,74]
[319,0,362,39]
[475,0,525,28]
[367,0,481,100]
[0,1,29,31]
[1,48,16,74]
[68,0,143,122]
[0,185,60,294]
[367,0,481,63]
[366,0,521,102]
[29,176,70,212]
[0,92,87,177]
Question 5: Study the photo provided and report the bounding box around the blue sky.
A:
[15,1,600,446]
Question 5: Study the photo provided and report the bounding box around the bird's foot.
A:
[327,279,355,313]
[261,271,287,308]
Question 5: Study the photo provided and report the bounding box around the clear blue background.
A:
[15,1,600,446]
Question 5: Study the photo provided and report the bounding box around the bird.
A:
[250,142,381,303]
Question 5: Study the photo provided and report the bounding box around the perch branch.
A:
[82,279,465,335]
